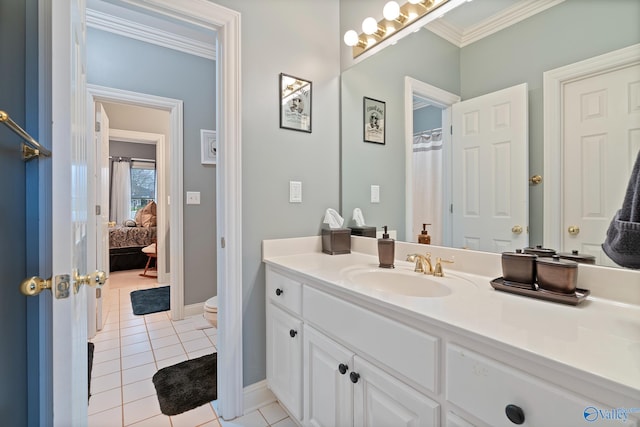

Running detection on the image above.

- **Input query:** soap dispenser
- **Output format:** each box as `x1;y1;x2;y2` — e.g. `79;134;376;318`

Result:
418;223;431;244
378;226;395;269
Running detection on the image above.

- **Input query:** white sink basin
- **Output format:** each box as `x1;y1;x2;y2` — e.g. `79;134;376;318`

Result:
341;265;477;298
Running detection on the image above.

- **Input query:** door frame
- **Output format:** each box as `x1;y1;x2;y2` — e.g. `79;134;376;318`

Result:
404;76;460;245
109;127;168;285
88;85;181;318
543;43;640;250
46;0;244;420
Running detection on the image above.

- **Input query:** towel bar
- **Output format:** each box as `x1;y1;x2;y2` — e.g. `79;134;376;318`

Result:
0;110;51;160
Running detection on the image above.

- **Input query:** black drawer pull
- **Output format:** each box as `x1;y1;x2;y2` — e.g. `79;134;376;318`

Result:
505;404;525;425
338;363;348;375
350;372;360;384
289;329;297;338
275;288;283;296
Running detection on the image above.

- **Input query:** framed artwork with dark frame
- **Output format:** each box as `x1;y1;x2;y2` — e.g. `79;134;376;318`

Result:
363;96;385;144
279;73;312;133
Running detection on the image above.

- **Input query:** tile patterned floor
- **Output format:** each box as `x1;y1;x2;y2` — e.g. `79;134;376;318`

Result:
89;269;292;427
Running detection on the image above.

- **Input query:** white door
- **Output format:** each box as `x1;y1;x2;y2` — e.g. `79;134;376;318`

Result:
303;325;354;427
51;0;92;424
562;64;640;266
352;356;440;427
95;102;111;330
451;83;529;252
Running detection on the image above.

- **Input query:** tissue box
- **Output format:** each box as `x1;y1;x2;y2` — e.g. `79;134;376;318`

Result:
322;228;351;255
349;226;376;238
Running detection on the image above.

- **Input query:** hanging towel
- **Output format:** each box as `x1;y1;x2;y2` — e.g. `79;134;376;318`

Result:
602;150;640;269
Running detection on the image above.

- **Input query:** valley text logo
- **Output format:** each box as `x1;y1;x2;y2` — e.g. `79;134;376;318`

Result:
584;406;640;423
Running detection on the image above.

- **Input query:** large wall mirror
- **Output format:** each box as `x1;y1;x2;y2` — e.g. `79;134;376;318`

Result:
341;0;640;267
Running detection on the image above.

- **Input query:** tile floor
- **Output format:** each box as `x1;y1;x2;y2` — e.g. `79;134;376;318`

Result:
89;269;294;427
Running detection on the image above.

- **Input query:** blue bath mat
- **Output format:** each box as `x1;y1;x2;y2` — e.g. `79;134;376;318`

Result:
130;286;170;315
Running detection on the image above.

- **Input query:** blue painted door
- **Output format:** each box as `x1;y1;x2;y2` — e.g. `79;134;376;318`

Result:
1;1;33;425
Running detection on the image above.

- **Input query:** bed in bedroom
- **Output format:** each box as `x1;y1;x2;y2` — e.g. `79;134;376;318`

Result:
109;225;157;271
109;200;158;272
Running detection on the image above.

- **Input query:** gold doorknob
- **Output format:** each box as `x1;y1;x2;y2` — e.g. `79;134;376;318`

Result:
73;270;107;293
529;175;542;185
512;225;523;234
20;276;52;296
568;226;580;236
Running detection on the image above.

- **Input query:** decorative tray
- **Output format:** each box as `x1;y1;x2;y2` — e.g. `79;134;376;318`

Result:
490;277;590;306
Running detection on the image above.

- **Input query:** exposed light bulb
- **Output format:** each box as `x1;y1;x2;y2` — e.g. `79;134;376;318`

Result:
383;1;400;21
343;30;359;47
362;17;379;35
408;0;423;4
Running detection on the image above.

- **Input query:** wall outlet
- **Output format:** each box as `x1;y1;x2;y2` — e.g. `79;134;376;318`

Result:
289;181;302;203
186;191;201;205
371;185;380;203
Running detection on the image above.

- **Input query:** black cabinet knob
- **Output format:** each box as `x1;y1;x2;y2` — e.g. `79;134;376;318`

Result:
275;288;283;296
338;363;348;375
505;404;525;425
349;372;360;384
289;329;297;338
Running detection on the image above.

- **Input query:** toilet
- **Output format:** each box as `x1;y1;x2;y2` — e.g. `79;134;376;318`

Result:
203;296;218;328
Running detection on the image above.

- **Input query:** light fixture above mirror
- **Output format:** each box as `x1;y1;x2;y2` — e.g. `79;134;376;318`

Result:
343;0;470;58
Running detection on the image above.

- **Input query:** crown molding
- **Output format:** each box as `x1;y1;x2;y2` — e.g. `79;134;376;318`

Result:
427;0;565;48
86;9;216;60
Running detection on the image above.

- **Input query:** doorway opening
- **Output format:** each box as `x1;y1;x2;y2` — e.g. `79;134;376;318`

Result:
88;85;184;322
46;0;242;421
404;76;460;246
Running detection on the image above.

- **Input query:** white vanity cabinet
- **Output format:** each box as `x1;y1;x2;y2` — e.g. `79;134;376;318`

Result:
303;324;439;427
266;269;303;420
265;262;639;427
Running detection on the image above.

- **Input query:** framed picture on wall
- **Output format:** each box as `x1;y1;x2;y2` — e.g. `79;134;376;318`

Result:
201;129;217;164
279;73;312;133
363;96;385;144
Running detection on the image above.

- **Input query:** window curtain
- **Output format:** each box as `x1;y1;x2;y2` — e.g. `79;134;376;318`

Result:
412;129;443;244
110;158;131;225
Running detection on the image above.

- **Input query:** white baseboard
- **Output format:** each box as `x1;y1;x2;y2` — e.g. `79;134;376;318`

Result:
243;380;276;414
183;302;204;317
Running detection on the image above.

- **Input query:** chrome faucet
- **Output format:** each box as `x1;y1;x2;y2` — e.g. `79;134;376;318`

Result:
406;253;433;275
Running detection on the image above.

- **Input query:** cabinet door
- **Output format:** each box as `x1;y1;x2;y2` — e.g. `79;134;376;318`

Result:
303;325;354;427
352;356;440;427
266;303;303;420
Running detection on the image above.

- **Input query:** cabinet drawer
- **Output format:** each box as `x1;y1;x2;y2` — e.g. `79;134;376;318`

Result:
446;344;624;427
266;267;302;315
303;285;438;394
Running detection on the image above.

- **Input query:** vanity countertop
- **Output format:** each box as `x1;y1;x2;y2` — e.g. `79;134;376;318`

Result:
263;237;640;399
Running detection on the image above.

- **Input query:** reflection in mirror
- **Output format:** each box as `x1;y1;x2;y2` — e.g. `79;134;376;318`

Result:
341;0;640;267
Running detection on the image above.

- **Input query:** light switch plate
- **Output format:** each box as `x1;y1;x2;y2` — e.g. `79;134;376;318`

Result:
186;191;201;205
290;181;302;203
371;185;380;203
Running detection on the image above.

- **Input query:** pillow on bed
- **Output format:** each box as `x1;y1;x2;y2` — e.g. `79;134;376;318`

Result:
136;201;157;227
123;219;137;227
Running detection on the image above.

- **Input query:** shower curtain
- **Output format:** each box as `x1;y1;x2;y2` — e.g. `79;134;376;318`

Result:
412;130;443;245
110;159;131;225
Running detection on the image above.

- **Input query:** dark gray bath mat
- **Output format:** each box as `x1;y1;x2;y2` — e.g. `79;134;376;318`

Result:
130;286;170;315
152;353;217;415
88;342;95;402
